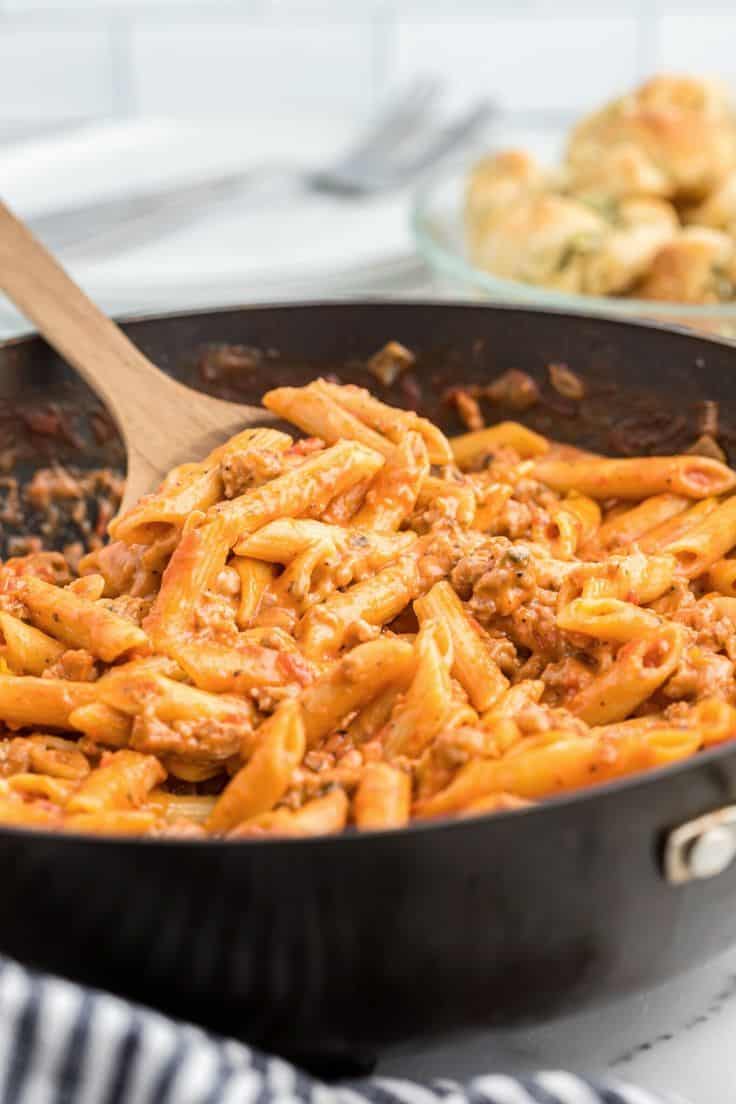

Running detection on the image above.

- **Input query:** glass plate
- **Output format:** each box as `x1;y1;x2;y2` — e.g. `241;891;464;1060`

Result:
411;165;736;340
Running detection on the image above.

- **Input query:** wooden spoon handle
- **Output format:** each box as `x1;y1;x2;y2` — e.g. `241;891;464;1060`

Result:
0;198;183;431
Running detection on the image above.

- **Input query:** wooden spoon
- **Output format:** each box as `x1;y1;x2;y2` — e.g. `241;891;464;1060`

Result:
0;199;268;516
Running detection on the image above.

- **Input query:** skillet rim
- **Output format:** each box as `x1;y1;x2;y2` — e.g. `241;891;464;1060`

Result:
2;296;736;848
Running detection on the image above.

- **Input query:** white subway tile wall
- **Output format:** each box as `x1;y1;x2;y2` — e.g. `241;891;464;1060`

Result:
0;1;732;128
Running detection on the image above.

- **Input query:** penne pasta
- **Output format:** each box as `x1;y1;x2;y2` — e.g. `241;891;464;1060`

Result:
567;624;684;724
451;422;549;468
0;676;97;730
382;621;466;759
557;597;663;642
354;763;411;830
208;699;305;833
264;384;392;456
583;493;689;558
298;543;423;658
414;581;508;712
313;379;453;465
66;750;165;814
18;575;148;662
665;494;736;577
532;455;736;500
414;724;696;818
230;788;349;838
111;427;293;546
0;610;64;675
3;375;736;839
298;637;417;749
637;497;719;552
352;432;429;531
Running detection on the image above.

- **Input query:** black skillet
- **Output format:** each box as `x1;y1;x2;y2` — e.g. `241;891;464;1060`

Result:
1;301;736;1070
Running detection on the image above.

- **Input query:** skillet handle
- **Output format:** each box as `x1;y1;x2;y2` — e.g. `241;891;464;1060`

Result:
665;805;736;884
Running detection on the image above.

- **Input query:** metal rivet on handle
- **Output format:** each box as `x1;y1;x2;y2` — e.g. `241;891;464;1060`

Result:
664;805;736;885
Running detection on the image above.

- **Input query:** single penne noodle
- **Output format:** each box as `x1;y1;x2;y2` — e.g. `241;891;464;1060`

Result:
314;379;453;465
665;495;736;577
230;788;349;838
557;552;676;608
583;493;688;558
66;750;165;814
637;497;719;552
144;515;230;645
232;556;277;627
557;597;662;642
0;610;64;675
237;519;340;562
68;702;132;748
382;621;459;759
0;676;97;730
532;455;736;500
706;558;736;597
97;669;257;729
354;763;411;830
352;432;429;531
567;624;684;725
240;519;413;576
19;576;148;662
298;637;416;749
414;581;508;712
265;384;391;454
111;427;293;546
414;730;663;817
208;699;306;833
451;422;549;468
170;639;312;695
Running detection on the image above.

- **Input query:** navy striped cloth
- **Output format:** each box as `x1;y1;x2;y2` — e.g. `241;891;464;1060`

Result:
0;955;684;1104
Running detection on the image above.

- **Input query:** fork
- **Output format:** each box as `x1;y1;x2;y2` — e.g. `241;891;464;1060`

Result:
27;79;493;259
